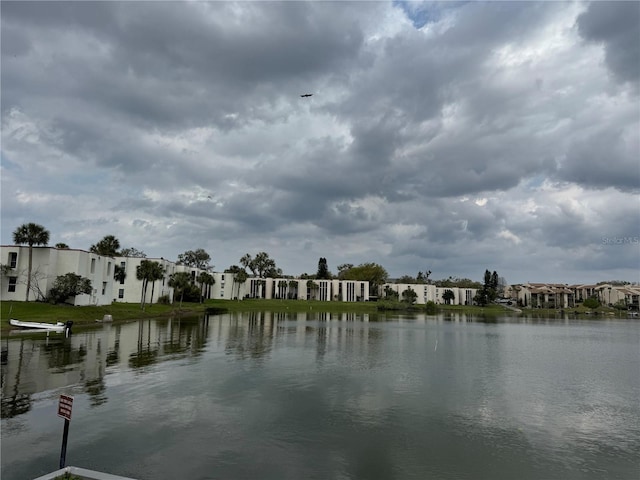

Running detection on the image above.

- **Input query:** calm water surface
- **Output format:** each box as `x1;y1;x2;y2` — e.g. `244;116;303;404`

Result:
1;312;639;480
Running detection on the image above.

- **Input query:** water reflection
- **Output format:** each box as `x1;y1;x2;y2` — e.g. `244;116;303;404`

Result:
1;312;639;480
1;311;637;423
1;317;211;419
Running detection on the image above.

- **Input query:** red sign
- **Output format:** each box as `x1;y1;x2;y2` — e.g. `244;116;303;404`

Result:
58;395;73;421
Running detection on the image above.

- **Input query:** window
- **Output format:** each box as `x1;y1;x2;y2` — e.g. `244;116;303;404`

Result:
8;277;17;292
102;282;107;295
107;262;111;275
118;289;124;299
91;258;96;273
8;252;17;269
221;274;225;281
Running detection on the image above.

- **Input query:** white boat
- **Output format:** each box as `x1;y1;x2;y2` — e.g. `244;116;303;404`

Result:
9;319;69;333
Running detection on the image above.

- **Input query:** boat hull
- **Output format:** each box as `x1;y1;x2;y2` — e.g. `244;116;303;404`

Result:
9;319;67;333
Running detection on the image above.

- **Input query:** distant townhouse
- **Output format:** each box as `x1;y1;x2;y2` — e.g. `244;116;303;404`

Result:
512;283;640;309
514;283;575;308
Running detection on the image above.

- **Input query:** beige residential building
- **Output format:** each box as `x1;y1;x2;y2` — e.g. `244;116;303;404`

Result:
513;283;640;309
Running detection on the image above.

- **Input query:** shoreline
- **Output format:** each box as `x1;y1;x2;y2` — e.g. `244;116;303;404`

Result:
1;299;631;334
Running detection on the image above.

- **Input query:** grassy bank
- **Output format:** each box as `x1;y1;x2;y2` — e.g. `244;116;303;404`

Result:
3;299;627;333
1;301;209;332
205;298;378;314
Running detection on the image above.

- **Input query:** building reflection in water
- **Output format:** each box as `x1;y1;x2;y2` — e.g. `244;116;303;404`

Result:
1;311;483;421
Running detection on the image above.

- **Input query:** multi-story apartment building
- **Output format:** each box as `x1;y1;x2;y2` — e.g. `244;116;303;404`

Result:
0;245;370;306
0;245;115;306
382;283;478;305
512;283;640;309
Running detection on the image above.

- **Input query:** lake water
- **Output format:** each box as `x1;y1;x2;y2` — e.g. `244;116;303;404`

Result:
2;312;639;480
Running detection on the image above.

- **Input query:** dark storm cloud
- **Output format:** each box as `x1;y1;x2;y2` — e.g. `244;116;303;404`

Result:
1;1;638;283
576;1;640;88
1;1;366;130
558;128;640;191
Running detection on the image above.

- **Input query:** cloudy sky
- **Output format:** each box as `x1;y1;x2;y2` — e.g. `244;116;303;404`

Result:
1;1;638;284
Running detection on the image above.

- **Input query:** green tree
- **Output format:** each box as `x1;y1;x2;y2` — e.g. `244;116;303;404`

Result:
338;263;388;297
136;260;164;310
114;265;127;283
583;297;600;309
197;271;215;303
397;275;417;284
239;252;281;278
306;279;319;300
147;262;165;306
136;260;152;310
177;248;212;270
477;269;499;305
336;264;354;278
13;222;50;301
55;243;69;249
90;235;120;256
442;289;455;305
226;265;248;300
401;286;417;304
48;273;92;304
316;257;330;279
169;271;192;307
288;280;298;299
435;277;482;289
120;247;146;258
384;285;399;300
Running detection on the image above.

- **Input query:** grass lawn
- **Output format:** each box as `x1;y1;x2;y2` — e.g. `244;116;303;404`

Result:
4;298;620;333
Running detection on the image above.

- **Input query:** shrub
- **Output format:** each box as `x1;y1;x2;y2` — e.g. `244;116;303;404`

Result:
157;295;171;305
425;301;437;314
583;297;600;309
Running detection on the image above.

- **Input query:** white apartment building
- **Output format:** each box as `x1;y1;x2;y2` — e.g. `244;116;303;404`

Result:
1;245;115;306
1;245;370;306
383;283;477;305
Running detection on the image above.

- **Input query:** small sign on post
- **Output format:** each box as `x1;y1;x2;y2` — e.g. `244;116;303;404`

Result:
58;395;74;468
58;394;73;420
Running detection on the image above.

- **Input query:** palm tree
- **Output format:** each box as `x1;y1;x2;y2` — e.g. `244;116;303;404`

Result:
114;265;127;284
234;269;248;300
148;262;166;305
288;280;298;299
240;253;255;276
90;235;120;256
136;260;164;310
169;272;192;307
306;279;318;300
277;280;288;299
12;223;50;301
136;260;153;310
197;272;215;303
